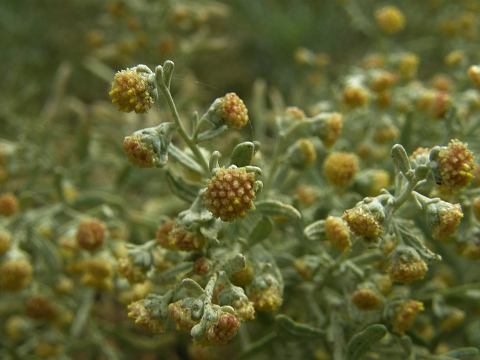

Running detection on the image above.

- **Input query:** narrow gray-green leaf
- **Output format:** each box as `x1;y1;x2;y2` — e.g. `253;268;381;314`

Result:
303;220;326;241
442;347;479;359
255;200;301;222
166;170;201;203
230;141;255;167
168;144;204;176
248;217;274;246
345;324;387;360
274;314;325;342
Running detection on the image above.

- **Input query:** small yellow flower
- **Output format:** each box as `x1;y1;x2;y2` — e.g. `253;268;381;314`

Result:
109;67;156;114
204;167;258;222
323;152;359;188
375;6;405;35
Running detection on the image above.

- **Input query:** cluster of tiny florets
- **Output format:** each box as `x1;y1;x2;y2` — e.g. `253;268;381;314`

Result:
80;257;114;291
435;140;475;192
468;65;480;89
122;134;158;168
323;152;359;188
324;216;352;252
0;230;12;256
168;300;200;333
289;139;317;170
109;68;156;114
204;167;257;222
392;300;424;335
211;93;249;129
197;312;241;346
343;203;384;238
156;220;206;251
247;274;283;312
375;6;405;35
320;112;343;149
387;246;428;284
430;202;463;240
128;300;165;334
342;85;370;108
25;295;58;321
351;288;382;311
0;259;33;291
117;256;148;285
0;192;19;217
76;218;107;252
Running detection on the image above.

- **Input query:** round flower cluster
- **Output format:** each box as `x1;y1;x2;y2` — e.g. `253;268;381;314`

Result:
122;134;159;168
109;67;156;114
323;152;359;188
207;93;249;129
426;201;463;241
370;71;398;93
128;300;165;334
116;256;148;285
168;299;202;333
468;65;480;90
375;6;405;35
433;139;475;192
76;218;107;252
25;295;58;321
247;273;283;312
351;288;382;311
391;300;424;335
0;258;33;291
156;220;206;251
231;262;255;286
399;53;419;80
80;257;114;291
0;229;12;256
324;216;352;252
204;167;257;222
0;192;19;217
195;311;241;347
342;85;370;108
387;246;428;284
288;139;317;170
284;106;307;122
319;112;343;149
193;257;211;276
342;198;385;238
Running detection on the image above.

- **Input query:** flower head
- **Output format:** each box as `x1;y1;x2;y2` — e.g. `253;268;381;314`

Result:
426;200;463;241
109;66;157;114
392;300;424;334
128;299;165;334
324;216;352;252
323;152;359;188
206;93;249;129
204;166;258;222
198;311;241;346
468;65;480;90
247;273;283;312
0;193;19;217
123;134;159;168
1;258;33;291
375;6;405;34
76;218;107;252
387;246;428;284
342;197;385;238
352;288;382;311
430;140;475;192
342;85;370;109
